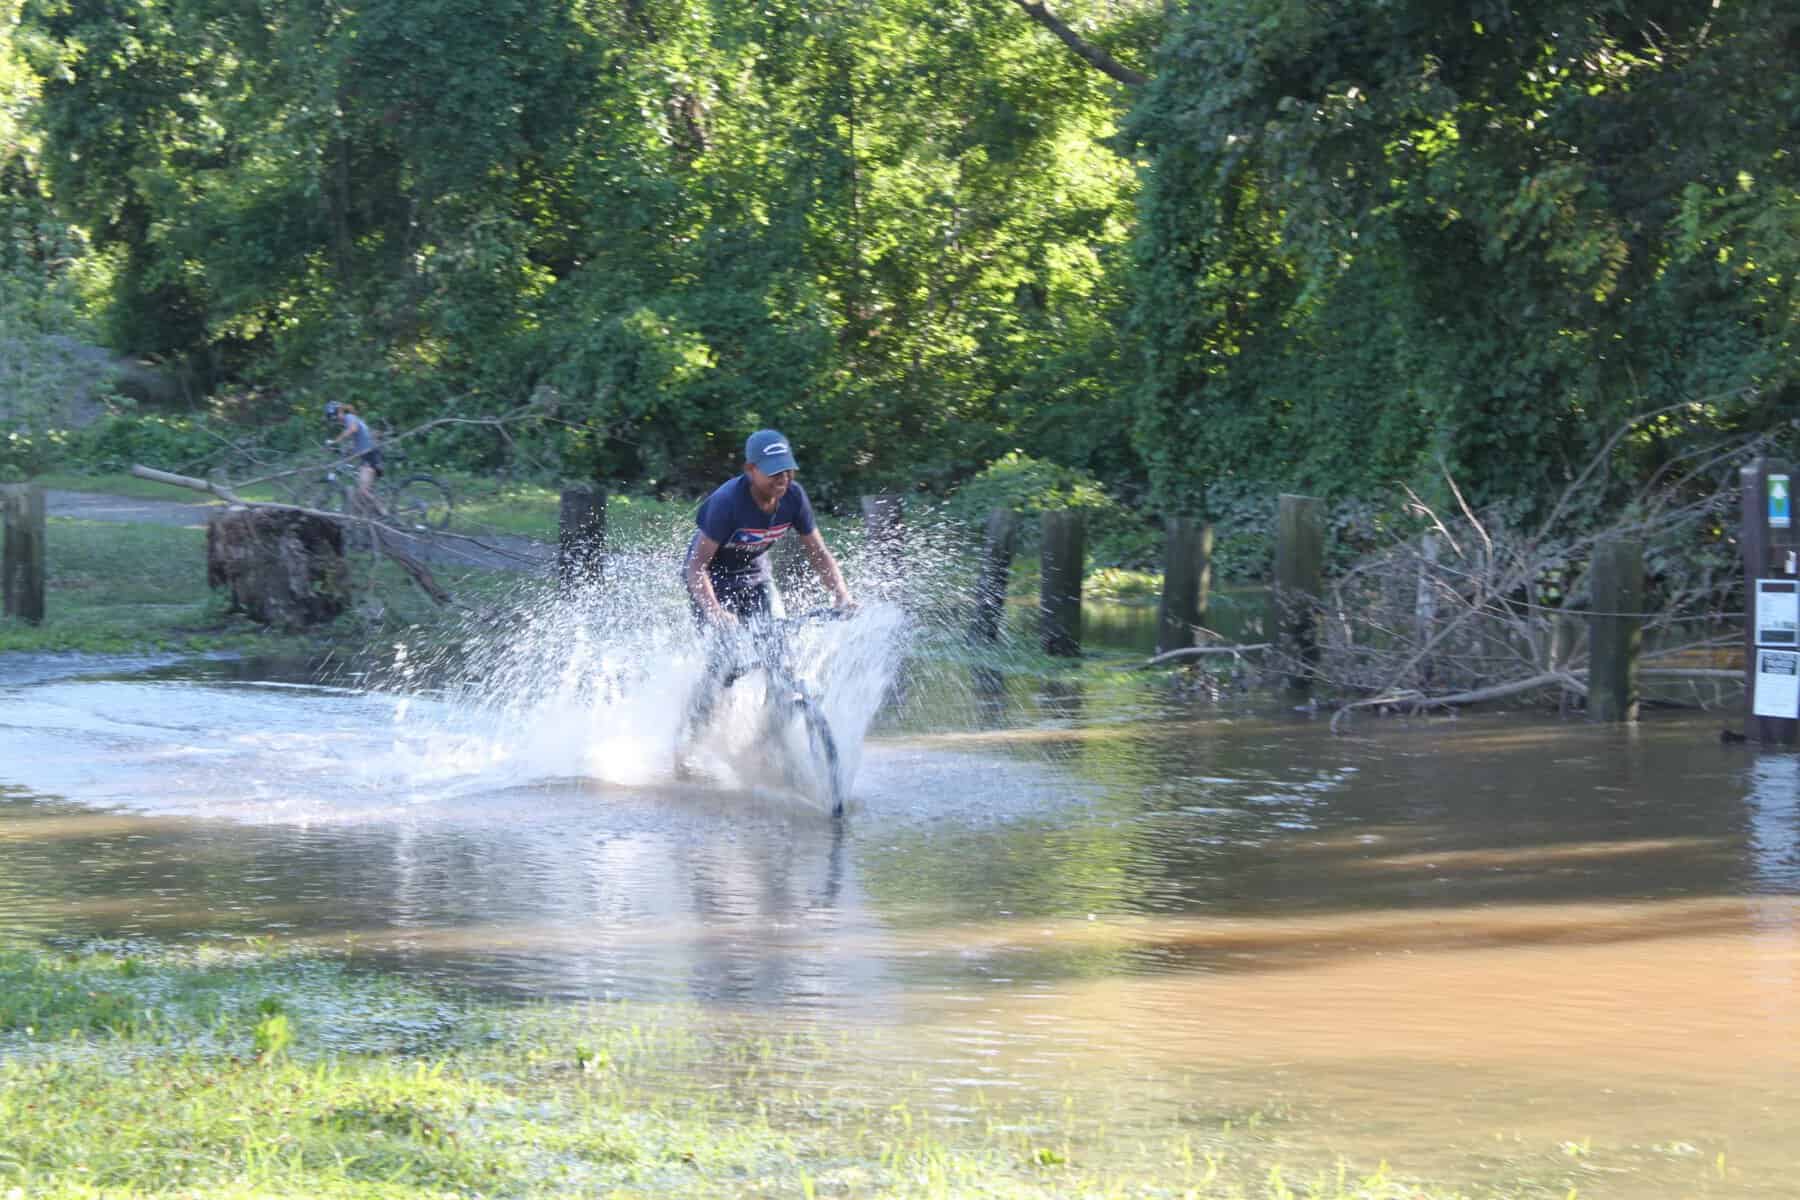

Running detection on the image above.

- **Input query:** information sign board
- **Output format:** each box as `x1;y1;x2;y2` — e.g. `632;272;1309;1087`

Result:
1771;474;1792;529
1755;649;1800;719
1756;579;1799;646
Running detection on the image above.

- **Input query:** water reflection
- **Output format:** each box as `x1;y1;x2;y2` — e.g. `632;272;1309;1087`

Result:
1746;754;1800;889
968;665;1009;730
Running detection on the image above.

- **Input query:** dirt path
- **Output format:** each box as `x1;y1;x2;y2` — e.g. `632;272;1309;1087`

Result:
47;490;222;528
46;489;553;572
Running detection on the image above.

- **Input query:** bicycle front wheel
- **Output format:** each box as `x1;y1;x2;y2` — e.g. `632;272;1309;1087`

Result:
389;475;453;531
301;477;347;515
795;697;845;818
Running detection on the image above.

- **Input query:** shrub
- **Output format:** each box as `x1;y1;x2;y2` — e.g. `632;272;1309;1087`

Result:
942;451;1157;569
68;412;222;473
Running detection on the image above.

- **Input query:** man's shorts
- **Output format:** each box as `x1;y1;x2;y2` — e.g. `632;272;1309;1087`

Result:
687;575;774;629
360;448;384;477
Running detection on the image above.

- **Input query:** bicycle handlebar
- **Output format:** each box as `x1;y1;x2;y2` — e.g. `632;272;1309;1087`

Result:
782;605;855;626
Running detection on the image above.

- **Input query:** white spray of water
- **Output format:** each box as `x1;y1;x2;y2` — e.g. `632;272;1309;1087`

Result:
383;539;913;812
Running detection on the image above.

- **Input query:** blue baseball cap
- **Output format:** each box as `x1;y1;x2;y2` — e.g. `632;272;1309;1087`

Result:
745;429;798;475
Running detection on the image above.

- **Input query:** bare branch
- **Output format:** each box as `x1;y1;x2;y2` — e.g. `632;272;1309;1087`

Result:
1329;672;1588;734
1007;0;1149;87
1120;643;1271;670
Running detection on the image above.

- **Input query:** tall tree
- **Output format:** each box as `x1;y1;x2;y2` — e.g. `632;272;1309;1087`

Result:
1127;0;1800;517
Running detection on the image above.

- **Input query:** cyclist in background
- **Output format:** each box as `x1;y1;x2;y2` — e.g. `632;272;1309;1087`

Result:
324;400;383;515
677;430;854;762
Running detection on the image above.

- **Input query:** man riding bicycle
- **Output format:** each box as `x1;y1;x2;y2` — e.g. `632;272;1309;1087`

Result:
678;430;854;760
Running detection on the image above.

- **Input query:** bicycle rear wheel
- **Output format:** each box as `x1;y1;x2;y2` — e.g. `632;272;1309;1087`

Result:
795;697;845;818
389;475;453;531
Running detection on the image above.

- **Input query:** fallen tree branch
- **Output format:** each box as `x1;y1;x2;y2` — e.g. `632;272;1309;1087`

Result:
132;464;246;504
131;463;450;606
1327;666;1746;734
227;397;552;495
1330;671;1588;734
1121;643;1272;670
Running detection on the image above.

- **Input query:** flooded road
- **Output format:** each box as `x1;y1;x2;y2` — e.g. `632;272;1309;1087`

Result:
1;636;1796;1195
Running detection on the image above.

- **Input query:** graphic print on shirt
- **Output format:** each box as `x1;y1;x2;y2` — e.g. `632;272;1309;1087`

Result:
728;522;792;550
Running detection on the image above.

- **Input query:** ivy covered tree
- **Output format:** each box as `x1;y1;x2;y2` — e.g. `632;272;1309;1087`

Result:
1126;0;1800;519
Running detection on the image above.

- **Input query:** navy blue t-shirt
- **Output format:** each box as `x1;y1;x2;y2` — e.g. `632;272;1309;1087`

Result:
688;475;817;582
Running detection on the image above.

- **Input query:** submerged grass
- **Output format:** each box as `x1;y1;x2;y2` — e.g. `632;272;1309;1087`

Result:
0;939;1674;1199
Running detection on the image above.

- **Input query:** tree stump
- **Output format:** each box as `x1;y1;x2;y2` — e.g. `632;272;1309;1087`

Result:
206;507;350;628
1156;515;1211;655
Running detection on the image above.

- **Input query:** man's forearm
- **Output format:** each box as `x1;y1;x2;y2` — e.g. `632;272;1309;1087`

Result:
810;549;851;605
686;565;725;620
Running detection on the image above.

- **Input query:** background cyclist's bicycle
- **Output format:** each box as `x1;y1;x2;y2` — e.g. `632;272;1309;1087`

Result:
304;451;454;533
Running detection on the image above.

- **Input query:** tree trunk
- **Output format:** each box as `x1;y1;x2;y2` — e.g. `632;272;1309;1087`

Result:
206;507;350;629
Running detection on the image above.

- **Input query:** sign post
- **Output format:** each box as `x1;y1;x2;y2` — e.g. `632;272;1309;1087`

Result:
1743;459;1800;743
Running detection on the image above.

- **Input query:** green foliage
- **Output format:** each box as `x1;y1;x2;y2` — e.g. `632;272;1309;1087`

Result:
8;0;1147;511
11;0;1793;567
252;1001;293;1063
1126;0;1800;521
944;451;1157;569
67;411;218;472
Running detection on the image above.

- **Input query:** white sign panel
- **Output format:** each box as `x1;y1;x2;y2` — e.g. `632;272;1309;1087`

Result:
1756;580;1800;646
1755;649;1800;719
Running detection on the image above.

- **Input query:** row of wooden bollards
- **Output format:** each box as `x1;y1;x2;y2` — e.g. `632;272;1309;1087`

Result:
0;477;1642;722
550;490;1641;719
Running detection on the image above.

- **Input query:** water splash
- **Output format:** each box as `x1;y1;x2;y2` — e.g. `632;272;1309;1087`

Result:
386;541;913;812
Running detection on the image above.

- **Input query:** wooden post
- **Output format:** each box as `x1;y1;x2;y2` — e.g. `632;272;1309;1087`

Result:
1414;532;1440;685
860;493;904;598
1;483;46;624
1039;509;1086;657
1270;494;1324;690
1587;537;1643;723
557;486;606;592
1156;516;1212;655
860;493;903;545
1742;458;1800;744
971;507;1018;643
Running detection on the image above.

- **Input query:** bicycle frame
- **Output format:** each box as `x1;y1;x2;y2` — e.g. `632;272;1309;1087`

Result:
709;608;849;816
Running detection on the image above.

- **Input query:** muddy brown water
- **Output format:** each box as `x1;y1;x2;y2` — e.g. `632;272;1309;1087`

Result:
1;648;1795;1194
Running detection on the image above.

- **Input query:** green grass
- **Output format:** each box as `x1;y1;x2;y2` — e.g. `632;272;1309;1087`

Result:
443;476;694;548
12;474;1270;662
0;519;278;654
0;939;1621;1199
0;516;536;656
